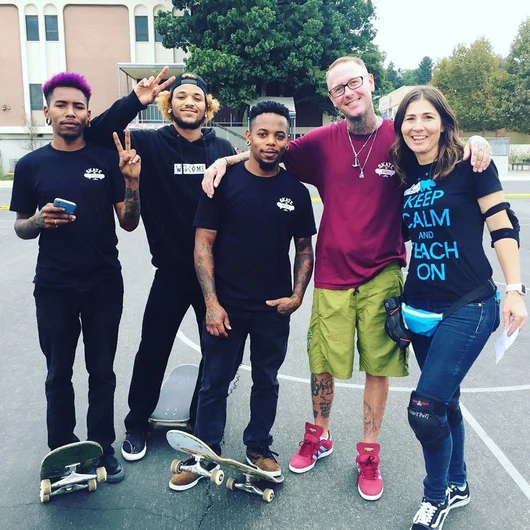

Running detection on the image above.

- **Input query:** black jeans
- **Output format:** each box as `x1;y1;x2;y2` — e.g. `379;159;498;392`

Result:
195;309;290;455
34;274;123;453
124;267;205;433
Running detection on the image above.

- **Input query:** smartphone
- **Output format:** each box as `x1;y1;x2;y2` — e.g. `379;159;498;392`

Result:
53;198;77;215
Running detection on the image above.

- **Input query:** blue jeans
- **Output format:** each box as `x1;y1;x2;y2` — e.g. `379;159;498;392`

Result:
195;308;290;455
408;293;500;502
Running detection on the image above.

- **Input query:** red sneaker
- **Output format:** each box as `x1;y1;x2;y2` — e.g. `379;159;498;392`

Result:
289;423;333;474
356;442;383;501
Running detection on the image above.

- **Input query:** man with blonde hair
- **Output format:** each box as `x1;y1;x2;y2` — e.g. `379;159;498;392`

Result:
86;68;235;461
202;56;491;501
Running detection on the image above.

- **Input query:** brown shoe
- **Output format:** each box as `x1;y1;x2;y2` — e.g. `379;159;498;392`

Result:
169;457;218;491
246;447;282;477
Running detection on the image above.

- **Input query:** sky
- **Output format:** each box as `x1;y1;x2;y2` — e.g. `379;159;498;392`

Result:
372;0;530;70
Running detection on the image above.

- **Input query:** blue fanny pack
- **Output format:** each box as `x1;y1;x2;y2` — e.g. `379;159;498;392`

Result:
400;279;497;337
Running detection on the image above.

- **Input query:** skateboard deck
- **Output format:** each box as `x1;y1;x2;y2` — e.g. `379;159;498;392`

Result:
166;430;284;502
150;364;199;426
39;441;107;503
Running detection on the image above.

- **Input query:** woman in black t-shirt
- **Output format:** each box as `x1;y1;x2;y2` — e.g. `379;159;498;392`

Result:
390;86;527;530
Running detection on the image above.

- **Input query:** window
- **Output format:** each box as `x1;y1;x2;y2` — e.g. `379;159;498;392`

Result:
135;16;148;42
29;84;43;110
154;17;163;43
26;15;39;41
45;15;59;41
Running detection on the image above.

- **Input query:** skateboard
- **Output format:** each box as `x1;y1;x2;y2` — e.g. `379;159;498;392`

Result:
166;430;284;503
149;364;199;427
39;441;107;503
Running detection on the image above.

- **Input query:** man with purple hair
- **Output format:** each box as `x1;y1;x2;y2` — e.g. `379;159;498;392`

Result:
85;67;235;462
10;72;141;483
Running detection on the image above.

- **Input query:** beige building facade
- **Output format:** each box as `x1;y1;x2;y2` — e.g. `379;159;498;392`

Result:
0;0;185;173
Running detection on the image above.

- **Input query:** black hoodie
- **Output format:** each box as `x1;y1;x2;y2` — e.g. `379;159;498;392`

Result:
86;92;235;271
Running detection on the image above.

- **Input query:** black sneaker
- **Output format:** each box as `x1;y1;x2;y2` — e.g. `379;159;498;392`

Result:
121;431;147;462
411;497;450;530
100;453;125;484
447;482;470;510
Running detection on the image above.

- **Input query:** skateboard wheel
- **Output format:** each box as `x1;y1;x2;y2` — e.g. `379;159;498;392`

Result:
226;477;235;491
96;466;107;483
40;491;50;503
87;479;97;492
40;479;52;496
210;469;224;486
262;489;274;503
170;459;182;474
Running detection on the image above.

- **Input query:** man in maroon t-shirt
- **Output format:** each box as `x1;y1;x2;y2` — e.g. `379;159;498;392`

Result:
202;56;491;501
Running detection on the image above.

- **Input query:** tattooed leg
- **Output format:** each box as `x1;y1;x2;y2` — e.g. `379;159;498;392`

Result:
311;372;335;436
363;373;389;443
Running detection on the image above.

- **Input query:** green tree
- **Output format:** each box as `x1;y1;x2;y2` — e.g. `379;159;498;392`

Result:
415;56;433;84
155;0;382;113
402;69;418;86
431;38;500;131
385;61;403;90
502;17;530;133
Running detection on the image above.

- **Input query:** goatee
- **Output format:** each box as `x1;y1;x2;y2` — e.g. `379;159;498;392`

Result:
174;116;205;130
258;159;277;172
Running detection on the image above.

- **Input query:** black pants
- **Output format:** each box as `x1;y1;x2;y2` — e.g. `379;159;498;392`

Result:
34;274;123;453
124;267;205;433
195;309;290;455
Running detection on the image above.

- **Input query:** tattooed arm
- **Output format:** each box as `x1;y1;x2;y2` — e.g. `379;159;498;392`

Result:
14;205;76;239
194;227;231;337
113;130;141;232
266;236;314;315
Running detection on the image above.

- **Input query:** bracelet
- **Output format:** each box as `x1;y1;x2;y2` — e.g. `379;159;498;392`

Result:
223;157;230;167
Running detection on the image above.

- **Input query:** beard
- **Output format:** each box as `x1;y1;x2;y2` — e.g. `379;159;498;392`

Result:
258;159;278;172
57;127;84;143
173;114;205;130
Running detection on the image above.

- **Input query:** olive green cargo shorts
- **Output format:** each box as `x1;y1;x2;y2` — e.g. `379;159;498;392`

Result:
307;264;409;379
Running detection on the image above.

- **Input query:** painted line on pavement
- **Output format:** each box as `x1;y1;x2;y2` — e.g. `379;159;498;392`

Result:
176;330;529;393
460;402;530;502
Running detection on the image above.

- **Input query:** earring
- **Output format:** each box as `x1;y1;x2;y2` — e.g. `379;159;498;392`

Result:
246;140;251;146
86;119;91;128
45;117;51;126
168;108;172;114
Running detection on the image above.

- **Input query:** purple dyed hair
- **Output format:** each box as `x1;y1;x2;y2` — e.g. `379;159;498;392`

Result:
42;72;92;104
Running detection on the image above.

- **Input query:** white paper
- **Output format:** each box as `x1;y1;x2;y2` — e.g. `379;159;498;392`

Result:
494;327;520;364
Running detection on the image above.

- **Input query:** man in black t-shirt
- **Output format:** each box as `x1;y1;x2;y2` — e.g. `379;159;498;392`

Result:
168;101;317;491
10;73;141;483
85;70;235;461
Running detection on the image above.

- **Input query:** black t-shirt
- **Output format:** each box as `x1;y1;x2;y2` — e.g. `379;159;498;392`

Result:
193;162;317;311
402;160;502;302
10;143;125;289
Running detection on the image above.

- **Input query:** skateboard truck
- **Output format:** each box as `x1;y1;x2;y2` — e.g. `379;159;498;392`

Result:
226;474;275;503
170;456;225;486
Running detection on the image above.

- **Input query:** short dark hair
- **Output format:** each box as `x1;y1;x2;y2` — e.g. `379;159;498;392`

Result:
42;72;92;105
249;101;290;129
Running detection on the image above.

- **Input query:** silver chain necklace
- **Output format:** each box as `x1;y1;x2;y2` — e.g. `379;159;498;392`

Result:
346;124;379;179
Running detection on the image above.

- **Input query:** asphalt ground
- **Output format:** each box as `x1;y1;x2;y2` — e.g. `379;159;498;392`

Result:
0;176;529;530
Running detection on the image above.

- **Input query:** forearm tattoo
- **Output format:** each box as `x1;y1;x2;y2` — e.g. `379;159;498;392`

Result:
293;237;314;299
14;216;42;240
194;230;218;303
123;186;140;220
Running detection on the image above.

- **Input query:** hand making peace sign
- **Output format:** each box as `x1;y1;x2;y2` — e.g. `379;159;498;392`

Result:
134;66;176;106
113;129;140;181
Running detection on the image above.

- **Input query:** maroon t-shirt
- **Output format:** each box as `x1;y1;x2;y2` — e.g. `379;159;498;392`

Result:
284;119;406;289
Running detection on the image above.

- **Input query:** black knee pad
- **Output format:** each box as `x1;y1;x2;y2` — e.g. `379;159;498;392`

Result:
408;391;450;450
447;398;463;429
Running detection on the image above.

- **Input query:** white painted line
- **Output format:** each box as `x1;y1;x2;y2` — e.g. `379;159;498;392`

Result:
176;331;530;393
460;402;530;501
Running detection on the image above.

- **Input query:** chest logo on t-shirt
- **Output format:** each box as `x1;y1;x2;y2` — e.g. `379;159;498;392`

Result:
84;168;105;180
375;162;396;178
174;163;206;175
404;179;436;196
277;197;295;212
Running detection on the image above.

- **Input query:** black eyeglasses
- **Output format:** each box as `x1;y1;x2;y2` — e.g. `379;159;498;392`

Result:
328;76;364;98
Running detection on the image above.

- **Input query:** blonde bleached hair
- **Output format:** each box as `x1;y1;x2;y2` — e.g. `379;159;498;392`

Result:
326;56;368;81
156;90;220;123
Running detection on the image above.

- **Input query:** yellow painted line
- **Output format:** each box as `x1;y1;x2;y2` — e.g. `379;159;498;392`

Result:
0;205;9;210
311;194;530;203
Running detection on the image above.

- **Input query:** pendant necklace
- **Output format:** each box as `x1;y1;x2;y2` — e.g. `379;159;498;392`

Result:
347;123;379;179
